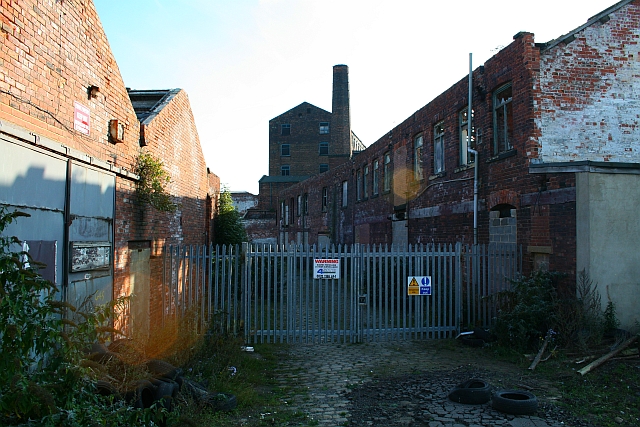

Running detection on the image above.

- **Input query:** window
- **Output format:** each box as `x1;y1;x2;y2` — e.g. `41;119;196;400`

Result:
459;109;475;165
281;165;290;176
414;134;424;181
319;142;329;155
383;153;391;192
322;187;328;212
319;122;329;134
297;195;302;216
319;164;329;173
281;144;290;156
356;169;362;201
342;181;348;207
372;159;379;195
434;123;445;174
282;201;289;226
281;124;291;136
303;193;308;215
363;165;369;198
493;83;513;154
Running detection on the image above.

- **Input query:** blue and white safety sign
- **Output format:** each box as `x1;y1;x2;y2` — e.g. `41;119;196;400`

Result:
407;276;431;296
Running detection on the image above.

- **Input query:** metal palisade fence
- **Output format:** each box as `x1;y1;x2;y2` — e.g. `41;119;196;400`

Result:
162;243;521;344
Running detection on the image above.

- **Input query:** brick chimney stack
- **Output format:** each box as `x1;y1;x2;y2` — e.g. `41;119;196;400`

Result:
329;65;351;169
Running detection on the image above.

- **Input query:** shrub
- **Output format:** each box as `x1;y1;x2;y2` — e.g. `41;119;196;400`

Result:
135;151;177;212
0;207;167;426
491;270;562;352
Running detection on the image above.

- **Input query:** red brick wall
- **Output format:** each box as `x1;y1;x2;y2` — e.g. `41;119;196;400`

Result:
1;0;213;336
536;0;640;163
276;32;577;282
268;102;332;177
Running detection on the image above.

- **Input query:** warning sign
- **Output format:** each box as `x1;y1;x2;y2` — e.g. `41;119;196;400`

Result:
74;101;90;135
314;258;340;279
407;276;431;296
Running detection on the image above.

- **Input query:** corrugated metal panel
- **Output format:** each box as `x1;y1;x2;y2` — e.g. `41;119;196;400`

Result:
1;137;115;308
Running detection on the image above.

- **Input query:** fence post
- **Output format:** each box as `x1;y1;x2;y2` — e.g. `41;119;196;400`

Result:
455;242;462;335
241;242;249;342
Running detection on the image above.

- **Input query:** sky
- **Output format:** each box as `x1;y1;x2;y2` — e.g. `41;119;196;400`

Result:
93;0;615;194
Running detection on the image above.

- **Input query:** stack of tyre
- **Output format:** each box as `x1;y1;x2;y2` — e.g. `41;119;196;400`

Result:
448;378;538;415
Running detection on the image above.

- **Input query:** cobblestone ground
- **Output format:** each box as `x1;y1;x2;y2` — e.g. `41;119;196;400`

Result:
274;341;589;427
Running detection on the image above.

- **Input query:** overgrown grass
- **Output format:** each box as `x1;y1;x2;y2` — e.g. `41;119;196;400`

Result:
542;357;640;427
173;336;313;426
481;341;640;427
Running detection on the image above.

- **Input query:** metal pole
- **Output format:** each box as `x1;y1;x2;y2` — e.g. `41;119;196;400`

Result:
467;53;478;246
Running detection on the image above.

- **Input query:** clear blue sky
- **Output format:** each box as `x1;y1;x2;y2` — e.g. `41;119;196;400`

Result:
94;0;615;194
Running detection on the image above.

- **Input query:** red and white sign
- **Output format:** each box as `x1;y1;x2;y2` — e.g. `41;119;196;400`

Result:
74;101;90;135
313;258;340;279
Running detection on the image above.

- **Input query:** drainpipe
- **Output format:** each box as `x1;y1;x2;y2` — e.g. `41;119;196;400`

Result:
63;160;72;302
467;53;478;246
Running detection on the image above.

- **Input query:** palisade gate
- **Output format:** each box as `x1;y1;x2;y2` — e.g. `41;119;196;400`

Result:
162;243;521;344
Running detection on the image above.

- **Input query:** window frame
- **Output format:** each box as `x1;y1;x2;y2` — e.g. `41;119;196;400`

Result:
342;181;348;207
493;83;513;155
281;165;290;176
383;152;391;192
372;159;379;196
319;142;329;156
281;124;291;136
414;134;424;181
319;122;329;134
433;122;445;174
356;169;362;201
459;108;475;166
319;163;329;173
281;143;290;157
363;165;369;199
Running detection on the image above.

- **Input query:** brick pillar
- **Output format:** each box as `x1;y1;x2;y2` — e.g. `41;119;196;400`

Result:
330;65;351;169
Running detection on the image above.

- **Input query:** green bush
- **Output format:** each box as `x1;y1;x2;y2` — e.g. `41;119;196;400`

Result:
491;269;619;354
491;270;562;352
0;207;167;426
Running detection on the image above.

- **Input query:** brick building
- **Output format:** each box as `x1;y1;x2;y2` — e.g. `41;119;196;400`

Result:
257;65;364;213
0;0;217;337
276;0;640;330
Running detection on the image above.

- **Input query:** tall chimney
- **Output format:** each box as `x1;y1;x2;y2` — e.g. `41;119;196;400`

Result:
330;65;351;168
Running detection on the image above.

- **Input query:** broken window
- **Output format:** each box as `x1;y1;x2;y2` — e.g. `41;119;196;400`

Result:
414;134;424;181
319;122;329;134
493;83;513;154
459;108;475;165
319;142;329;155
434;123;445;174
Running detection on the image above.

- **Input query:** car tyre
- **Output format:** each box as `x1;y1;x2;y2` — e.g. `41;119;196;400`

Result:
491;389;538;415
